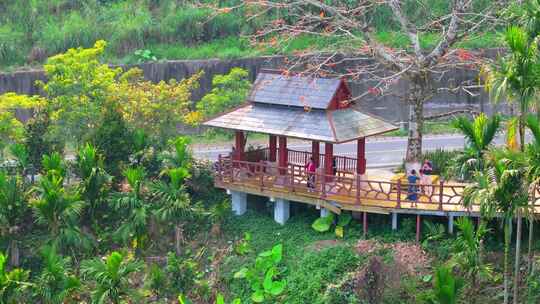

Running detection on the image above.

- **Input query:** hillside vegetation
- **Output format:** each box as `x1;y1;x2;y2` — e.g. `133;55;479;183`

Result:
0;0;503;70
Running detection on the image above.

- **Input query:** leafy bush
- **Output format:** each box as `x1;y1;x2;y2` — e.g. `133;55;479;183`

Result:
166;252;201;295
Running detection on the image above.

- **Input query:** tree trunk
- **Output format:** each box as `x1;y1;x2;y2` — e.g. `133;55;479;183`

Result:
513;213;522;304
527;216;534;275
174;224;184;256
405;73;428;171
519;116;526;152
504;217;511;304
9;239;20;267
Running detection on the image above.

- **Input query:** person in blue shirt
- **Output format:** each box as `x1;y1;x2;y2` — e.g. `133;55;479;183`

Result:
407;169;420;206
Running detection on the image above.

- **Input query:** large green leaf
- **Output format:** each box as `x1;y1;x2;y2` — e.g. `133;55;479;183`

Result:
251;290;265;303
269;280;286;296
271;244;283;263
311;213;334;232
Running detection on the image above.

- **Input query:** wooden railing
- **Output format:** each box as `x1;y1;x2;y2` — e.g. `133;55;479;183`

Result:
241;147;358;174
213;157;486;212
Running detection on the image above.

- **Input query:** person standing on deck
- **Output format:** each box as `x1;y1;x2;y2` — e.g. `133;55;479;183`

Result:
305;157;317;192
407;169;420;207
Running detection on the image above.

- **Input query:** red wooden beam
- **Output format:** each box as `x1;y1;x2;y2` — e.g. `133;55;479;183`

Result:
234;131;245;161
278;136;288;174
312;141;320;168
269;135;277;162
357;138;366;175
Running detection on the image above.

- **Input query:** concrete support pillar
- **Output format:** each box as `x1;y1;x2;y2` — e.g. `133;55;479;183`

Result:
320;207;330;218
274;199;290;225
363;212;368;237
448;214;454;234
391;212;398;230
231;191;247;216
357;138;366;175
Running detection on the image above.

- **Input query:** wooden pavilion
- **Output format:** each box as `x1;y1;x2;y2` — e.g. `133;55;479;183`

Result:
204;71;540;237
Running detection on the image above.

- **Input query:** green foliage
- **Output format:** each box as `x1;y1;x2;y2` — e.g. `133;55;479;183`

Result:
451;114;501;180
74;143;111;219
526;258;540;303
30;161;90;253
166;251;200;295
419;149;462;180
110;167;150;248
216;293;242;304
312;213;335;233
145;263;167;298
0;253;30;304
234;244;286;303
23;110;58;171
234;233;252;256
432;265;463;304
191;68;251;125
33;245;80;304
81;250;143;304
90;102;133;179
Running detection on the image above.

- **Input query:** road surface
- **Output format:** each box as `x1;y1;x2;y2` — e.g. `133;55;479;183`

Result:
193;134;497;168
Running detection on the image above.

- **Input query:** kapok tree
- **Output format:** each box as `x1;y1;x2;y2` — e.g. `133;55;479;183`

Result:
217;0;502;166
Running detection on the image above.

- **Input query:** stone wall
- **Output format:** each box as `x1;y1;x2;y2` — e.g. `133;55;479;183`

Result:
0;53;506;123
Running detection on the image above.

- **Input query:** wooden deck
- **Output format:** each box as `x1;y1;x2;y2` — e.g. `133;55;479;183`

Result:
215;158;540;216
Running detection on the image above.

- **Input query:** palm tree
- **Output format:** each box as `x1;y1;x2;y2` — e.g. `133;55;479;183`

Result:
463;149;529;304
0;253;30;304
452;113;501;180
8;143;29;178
485;25;540;150
30;169;90;253
110;167;151;250
524;114;540;275
74;143;111;220
161;137;192;175
452;217;492;304
81;251;143;304
33;245;80;304
151;168;199;255
0;171;28;266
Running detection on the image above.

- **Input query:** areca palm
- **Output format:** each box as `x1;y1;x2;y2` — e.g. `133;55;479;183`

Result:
110;167;151;250
463;149;529;304
151;168;199;255
486;25;540;150
161;137;192;175
0;171;28;266
30;172;89;253
524;114;540;275
74;143;111;220
81;251;143;304
452;217;492;304
452;113;501;179
33;245;80;304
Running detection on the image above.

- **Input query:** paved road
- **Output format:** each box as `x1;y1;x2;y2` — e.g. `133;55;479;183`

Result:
193;134;490;167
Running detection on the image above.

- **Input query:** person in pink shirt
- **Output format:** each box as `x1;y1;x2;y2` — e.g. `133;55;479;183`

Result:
305;157;317;192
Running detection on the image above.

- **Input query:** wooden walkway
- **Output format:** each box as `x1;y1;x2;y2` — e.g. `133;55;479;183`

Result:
215;158;540;216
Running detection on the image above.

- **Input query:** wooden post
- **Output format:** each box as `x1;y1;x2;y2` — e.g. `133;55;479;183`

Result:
396;179;402;208
278;136;287;175
416;214;421;244
312;141;320;168
357;138;366;175
363;212;368;237
235;131;245;161
438;180;444;211
269;135;277;162
324;143;334;182
356;176;361;205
